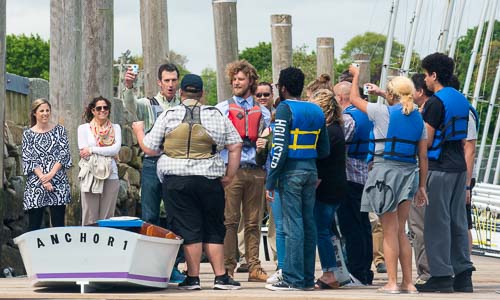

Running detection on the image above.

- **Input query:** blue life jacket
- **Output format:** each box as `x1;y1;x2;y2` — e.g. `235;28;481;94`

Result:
367;104;423;163
281;100;325;159
343;105;373;159
146;97;164;133
378;104;423;163
428;87;469;160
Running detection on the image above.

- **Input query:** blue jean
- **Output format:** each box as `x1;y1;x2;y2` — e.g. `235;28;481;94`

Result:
141;157;163;225
314;201;339;272
278;169;318;289
270;191;285;270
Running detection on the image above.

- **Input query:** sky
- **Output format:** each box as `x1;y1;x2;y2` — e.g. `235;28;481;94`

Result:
6;0;495;74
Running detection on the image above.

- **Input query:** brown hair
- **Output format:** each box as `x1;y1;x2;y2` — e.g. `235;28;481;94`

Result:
83;96;112;123
226;60;259;94
306;74;334;94
30;98;51;127
310;89;343;126
386;76;416;115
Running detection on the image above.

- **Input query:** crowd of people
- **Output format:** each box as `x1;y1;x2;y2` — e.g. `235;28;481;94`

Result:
21;52;479;293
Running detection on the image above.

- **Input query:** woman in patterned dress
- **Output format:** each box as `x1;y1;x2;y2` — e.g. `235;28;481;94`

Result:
78;96;121;225
22;98;72;231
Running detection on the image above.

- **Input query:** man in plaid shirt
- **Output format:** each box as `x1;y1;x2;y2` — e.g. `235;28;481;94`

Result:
133;74;243;290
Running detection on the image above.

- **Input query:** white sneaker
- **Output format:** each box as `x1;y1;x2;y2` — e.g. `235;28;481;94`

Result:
266;269;283;284
343;274;366;287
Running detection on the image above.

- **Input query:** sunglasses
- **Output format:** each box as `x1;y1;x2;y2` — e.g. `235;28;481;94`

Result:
94;106;109;112
256;93;271;98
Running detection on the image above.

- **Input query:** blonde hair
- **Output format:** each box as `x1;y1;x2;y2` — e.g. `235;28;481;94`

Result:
386;76;416;115
30;98;51;127
310;89;343;126
306;74;334;94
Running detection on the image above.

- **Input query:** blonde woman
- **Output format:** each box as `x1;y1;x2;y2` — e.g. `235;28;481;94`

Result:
305;74;334;98
349;65;428;294
22;99;72;231
78;96;121;225
309;89;347;289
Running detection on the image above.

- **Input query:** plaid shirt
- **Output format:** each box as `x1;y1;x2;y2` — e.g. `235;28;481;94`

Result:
143;99;242;181
343;114;368;185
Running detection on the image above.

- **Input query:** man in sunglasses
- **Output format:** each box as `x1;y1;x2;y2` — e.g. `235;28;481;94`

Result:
123;63;186;283
215;60;271;282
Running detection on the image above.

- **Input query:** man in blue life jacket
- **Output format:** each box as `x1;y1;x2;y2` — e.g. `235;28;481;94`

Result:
415;53;474;293
333;81;375;285
449;75;480;256
265;67;329;291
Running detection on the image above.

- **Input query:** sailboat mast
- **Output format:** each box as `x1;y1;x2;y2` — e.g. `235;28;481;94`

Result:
378;0;399;103
401;0;422;76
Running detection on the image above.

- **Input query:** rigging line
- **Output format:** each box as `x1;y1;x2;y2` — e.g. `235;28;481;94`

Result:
425;0;434;55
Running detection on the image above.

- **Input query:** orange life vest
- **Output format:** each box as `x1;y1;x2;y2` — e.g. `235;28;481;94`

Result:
227;99;262;143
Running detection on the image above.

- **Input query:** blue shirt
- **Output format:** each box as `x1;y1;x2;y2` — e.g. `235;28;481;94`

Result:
216;95;271;165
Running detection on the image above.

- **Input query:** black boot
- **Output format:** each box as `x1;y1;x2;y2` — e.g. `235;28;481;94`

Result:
453;269;473;293
415;276;454;293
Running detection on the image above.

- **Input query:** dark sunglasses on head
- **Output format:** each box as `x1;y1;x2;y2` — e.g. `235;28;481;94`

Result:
256;93;271;98
94;106;109;112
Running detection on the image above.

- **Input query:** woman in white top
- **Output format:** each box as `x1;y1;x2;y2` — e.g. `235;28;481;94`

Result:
349;65;428;294
78;96;121;225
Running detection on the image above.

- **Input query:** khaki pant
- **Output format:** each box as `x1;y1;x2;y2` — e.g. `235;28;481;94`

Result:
408;200;430;280
81;179;120;225
224;168;265;272
369;212;385;266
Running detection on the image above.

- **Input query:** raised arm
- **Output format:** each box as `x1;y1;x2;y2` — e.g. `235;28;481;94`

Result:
348;65;368;113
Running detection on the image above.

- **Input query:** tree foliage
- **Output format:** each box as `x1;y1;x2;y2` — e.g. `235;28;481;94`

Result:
454;21;500;100
239;42;318;96
6;34;50;80
201;67;218;105
339;32;420;84
454;21;500;144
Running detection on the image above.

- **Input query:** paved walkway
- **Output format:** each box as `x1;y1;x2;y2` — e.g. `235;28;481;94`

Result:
1;255;499;299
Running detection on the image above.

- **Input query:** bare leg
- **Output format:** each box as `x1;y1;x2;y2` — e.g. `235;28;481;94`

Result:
184;243;202;277
204;243;226;276
397;201;416;292
379;211;399;291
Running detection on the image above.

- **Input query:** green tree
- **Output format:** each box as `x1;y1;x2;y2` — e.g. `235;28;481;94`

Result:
292;45;317;92
6;34;50;80
339;32;420;84
201;67;218;105
240;42;318;91
240;42;273;82
454;21;500;143
454;21;500;100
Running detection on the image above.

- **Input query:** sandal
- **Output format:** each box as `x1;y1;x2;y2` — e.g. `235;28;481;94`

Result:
377;286;401;294
314;279;340;289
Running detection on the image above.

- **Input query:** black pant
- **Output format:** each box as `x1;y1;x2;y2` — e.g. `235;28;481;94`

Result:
337;181;374;285
27;205;66;232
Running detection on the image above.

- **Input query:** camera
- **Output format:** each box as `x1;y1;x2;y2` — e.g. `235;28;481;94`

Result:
351;63;360;68
363;84;370;96
130;64;139;74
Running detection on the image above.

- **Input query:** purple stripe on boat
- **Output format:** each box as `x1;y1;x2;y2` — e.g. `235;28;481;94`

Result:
36;272;168;283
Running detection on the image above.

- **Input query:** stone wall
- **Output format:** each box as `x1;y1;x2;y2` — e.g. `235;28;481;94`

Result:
1;75;143;276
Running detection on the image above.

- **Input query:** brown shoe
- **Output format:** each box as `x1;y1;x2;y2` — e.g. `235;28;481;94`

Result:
248;267;268;282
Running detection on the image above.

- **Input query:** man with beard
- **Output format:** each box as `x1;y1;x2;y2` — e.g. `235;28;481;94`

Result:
215;60;271;282
265;67;329;291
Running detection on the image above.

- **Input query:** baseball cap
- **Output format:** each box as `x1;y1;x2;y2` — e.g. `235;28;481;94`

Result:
181;74;203;92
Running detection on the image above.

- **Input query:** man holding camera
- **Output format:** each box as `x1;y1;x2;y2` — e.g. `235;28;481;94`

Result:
215;60;270;282
123;63;184;282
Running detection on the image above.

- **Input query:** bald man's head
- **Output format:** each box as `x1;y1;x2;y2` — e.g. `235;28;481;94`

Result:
334;81;352;108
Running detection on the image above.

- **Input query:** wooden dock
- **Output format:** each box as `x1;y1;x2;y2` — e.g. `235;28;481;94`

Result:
1;254;499;299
